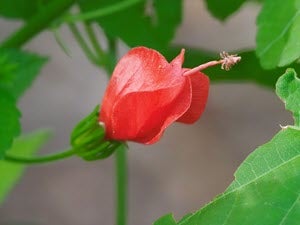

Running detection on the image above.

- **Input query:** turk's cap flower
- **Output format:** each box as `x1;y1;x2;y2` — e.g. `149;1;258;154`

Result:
70;47;240;155
99;47;211;144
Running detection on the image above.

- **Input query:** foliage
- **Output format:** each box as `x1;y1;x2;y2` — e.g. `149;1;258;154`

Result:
276;69;300;126
256;0;300;69
0;91;20;158
78;0;182;50
204;0;247;20
154;69;300;225
0;0;49;20
0;49;46;158
0;129;51;204
0;49;47;100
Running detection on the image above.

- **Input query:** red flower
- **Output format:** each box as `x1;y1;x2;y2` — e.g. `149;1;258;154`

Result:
99;47;209;144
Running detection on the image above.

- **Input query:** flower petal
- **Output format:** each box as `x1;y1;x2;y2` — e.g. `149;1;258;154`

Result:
103;47;184;98
100;47;187;140
107;79;191;144
177;71;209;124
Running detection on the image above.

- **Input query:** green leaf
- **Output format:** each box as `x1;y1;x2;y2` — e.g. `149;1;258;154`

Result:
204;0;247;21
0;0;49;20
256;0;300;69
79;0;182;49
276;68;300;126
0;129;51;204
154;127;300;225
183;128;300;225
0;49;46;161
0;91;20;158
153;70;300;225
154;214;177;225
0;49;47;100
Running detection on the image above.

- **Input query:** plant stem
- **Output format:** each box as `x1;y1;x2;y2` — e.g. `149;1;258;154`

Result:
84;22;106;61
107;37;117;59
0;0;75;49
115;145;127;225
105;36;117;76
63;0;144;23
104;37;127;225
3;148;77;164
68;22;101;66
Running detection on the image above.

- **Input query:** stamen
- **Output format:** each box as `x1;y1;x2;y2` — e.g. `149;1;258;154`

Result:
183;51;241;76
219;51;241;71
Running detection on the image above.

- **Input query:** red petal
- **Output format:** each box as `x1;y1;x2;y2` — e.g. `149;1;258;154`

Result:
102;47;184;101
107;79;191;144
176;71;209;124
100;47;188;141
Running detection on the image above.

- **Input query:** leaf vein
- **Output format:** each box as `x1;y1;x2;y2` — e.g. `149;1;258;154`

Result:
278;193;300;225
259;10;300;57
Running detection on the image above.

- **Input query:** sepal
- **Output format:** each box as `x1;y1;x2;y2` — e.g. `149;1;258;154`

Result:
71;105;124;161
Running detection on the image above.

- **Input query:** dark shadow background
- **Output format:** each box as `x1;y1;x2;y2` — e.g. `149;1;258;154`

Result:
0;1;292;225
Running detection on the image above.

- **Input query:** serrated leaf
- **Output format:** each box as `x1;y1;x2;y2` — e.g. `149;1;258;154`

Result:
154;70;300;225
204;0;247;21
276;68;300;126
256;0;300;69
0;129;51;204
0;49;47;100
154;127;300;225
79;0;182;49
0;91;20;158
0;0;49;20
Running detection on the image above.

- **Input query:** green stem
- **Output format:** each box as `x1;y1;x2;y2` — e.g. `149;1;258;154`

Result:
68;23;100;66
108;37;117;59
3;148;77;164
115;146;127;225
63;0;144;23
106;36;117;76
52;26;71;56
103;37;127;225
0;0;75;49
84;22;106;61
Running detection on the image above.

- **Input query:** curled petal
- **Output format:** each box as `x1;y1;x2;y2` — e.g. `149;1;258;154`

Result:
177;70;209;124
